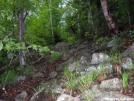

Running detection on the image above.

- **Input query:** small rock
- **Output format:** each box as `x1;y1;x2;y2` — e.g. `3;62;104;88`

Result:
121;43;134;58
91;53;109;64
77;44;87;50
107;40;115;48
32;72;44;78
52;85;62;94
49;71;57;79
97;62;113;73
121;57;133;69
68;61;79;71
17;76;26;81
85;65;97;72
15;91;28;101
56;94;80;101
79;56;88;64
62;52;70;60
56;64;64;71
100;78;122;91
69;49;78;54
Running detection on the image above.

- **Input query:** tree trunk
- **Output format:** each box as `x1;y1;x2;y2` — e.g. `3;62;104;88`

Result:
18;8;26;66
88;0;96;34
100;0;118;35
49;0;54;43
124;0;131;27
77;12;81;35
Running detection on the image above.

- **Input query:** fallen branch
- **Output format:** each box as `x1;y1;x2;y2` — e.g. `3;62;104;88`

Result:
2;33;13;42
29;56;45;65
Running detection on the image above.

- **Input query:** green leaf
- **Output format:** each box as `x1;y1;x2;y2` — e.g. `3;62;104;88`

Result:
5;44;11;52
7;15;12;20
43;46;50;52
0;41;3;51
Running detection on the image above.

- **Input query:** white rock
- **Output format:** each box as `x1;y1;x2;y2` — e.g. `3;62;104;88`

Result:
49;71;57;78
100;78;122;91
15;91;28;101
121;57;133;69
56;94;80;101
91;53;109;64
68;61;79;71
52;85;62;94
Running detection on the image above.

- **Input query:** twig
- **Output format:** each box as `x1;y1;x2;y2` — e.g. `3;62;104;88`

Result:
8;56;19;66
26;48;33;60
29;57;44;65
2;33;13;42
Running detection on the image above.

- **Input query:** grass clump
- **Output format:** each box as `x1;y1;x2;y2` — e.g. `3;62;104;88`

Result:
16;65;34;76
24;65;34;76
0;69;19;86
33;83;45;92
49;51;63;62
109;52;121;64
121;72;129;88
62;66;99;96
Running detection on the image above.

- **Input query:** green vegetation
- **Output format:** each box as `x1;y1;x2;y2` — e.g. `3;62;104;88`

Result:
0;0;134;100
16;65;34;76
62;67;99;95
33;83;45;92
0;0;134;68
49;52;63;62
33;79;57;94
0;69;19;86
121;72;129;88
109;52;121;64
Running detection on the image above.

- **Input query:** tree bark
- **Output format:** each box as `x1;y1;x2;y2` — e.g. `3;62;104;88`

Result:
100;0;118;35
124;0;131;27
18;8;26;66
77;12;81;35
88;0;96;34
49;0;54;43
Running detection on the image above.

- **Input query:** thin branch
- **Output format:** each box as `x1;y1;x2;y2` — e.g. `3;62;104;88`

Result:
2;33;13;42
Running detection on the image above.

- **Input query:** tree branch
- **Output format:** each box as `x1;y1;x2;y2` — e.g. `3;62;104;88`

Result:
2;33;13;42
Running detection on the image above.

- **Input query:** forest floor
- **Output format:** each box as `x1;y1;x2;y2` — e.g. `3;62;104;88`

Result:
0;39;134;101
1;58;134;101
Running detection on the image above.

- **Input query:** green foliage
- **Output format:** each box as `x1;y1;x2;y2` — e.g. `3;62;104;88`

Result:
112;36;125;52
25;0;63;45
63;67;76;80
78;73;93;87
109;52;120;63
0;69;19;86
0;65;33;86
62;67;98;92
121;72;129;88
33;79;57;93
2;38;51;53
62;67;77;90
66;35;77;43
95;37;109;44
28;44;50;53
24;66;33;76
33;83;45;92
49;52;62;62
66;79;76;90
16;65;33;76
0;41;3;51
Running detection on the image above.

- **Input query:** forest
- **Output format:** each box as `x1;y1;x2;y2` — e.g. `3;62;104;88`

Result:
0;0;134;100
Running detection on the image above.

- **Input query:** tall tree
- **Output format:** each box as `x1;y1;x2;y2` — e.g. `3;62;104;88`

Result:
17;8;27;66
100;0;118;35
88;0;96;34
49;0;54;42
